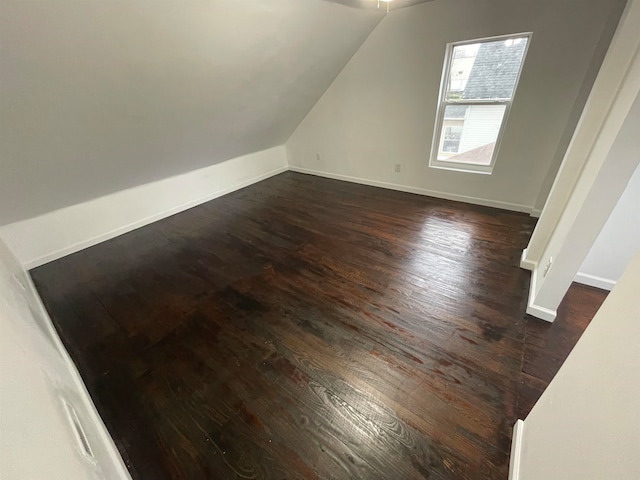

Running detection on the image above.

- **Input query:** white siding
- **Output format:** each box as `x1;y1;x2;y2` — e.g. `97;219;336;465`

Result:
458;105;506;153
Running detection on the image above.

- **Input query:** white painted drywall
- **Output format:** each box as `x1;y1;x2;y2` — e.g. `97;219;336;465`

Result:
0;238;131;479
521;0;640;280
516;250;640;480
576;163;640;290
0;146;287;268
523;0;640;320
286;0;625;213
0;0;382;225
527;90;640;320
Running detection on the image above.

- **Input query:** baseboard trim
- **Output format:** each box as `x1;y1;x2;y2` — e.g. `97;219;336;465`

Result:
24;165;286;269
289;166;535;214
526;302;557;322
520;248;537;271
529;208;542;218
574;272;616;291
1;147;288;269
3;158;545;269
525;266;557;322
509;419;525;480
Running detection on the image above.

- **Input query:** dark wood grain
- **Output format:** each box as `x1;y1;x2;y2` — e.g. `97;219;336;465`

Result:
31;172;606;480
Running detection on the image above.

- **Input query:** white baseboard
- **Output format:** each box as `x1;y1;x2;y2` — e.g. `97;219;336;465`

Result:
526;301;557;322
1;154;546;269
509;419;525;480
289;166;535;214
520;248;537;271
525;266;557;322
529;208;543;218
0;146;288;269
574;272;616;291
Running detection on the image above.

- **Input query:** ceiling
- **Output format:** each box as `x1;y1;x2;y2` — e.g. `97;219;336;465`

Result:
324;0;436;11
0;0;384;224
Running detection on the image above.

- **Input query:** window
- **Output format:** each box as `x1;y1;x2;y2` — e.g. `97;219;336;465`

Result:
442;125;463;152
429;33;531;173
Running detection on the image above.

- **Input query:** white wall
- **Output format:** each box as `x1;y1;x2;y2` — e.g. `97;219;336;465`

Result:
527;91;640;320
0;0;382;225
0;146;287;269
286;0;625;213
576;163;640;290
519;0;640;321
513;250;640;480
521;0;640;318
0;238;130;479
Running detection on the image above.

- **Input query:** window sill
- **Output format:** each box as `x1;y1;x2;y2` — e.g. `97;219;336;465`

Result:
429;161;494;175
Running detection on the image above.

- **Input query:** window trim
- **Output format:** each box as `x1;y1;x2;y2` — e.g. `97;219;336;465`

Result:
429;32;532;174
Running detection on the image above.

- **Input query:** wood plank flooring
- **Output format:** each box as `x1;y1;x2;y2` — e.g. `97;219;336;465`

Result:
31;172;606;480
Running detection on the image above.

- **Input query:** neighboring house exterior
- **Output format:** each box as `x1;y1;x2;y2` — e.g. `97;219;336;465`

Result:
438;39;527;165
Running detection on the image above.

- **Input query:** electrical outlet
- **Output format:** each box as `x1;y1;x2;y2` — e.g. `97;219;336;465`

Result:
316;153;321;161
543;256;553;277
394;163;402;173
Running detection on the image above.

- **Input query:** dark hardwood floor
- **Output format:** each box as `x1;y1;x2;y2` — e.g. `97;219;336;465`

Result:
31;172;606;480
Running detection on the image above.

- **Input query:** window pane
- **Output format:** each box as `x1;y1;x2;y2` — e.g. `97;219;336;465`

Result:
437;104;506;165
442;125;463;152
446;36;528;101
443;104;468;120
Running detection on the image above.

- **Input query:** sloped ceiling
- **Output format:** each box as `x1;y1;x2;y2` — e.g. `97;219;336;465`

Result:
325;0;435;11
0;0;383;224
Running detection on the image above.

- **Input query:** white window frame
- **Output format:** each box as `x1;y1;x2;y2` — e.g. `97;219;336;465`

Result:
429;32;532;174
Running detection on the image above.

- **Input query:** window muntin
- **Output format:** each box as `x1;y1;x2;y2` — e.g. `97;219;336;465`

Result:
430;33;531;173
